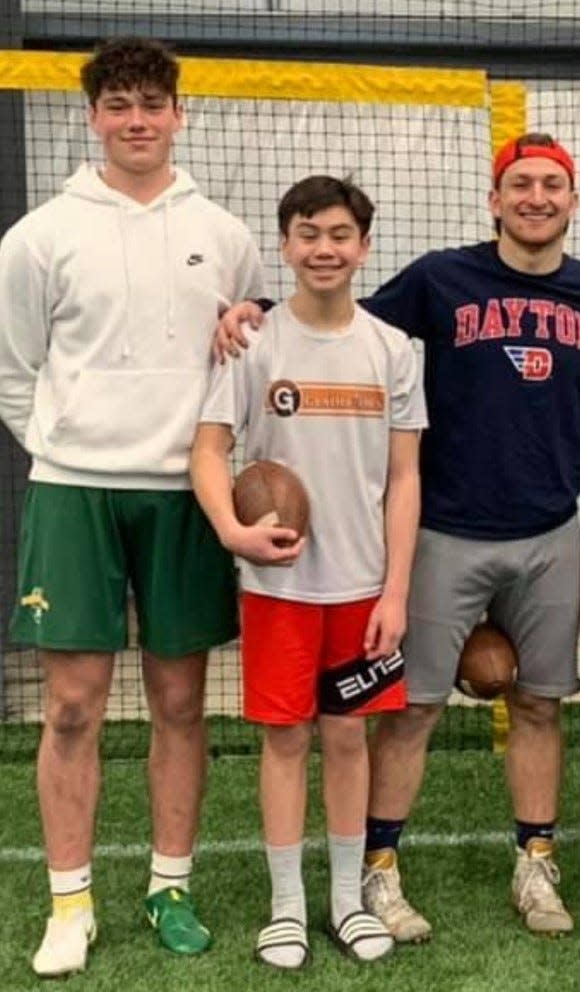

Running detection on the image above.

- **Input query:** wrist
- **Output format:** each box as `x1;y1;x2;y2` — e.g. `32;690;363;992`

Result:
381;582;408;603
216;517;245;551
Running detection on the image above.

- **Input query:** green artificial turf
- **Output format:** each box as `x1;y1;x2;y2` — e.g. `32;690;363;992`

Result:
2;750;580;991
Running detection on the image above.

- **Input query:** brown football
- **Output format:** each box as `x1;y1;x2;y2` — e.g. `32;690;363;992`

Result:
233;460;310;546
455;622;517;700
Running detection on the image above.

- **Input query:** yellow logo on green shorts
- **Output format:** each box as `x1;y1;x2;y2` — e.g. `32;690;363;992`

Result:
21;586;50;625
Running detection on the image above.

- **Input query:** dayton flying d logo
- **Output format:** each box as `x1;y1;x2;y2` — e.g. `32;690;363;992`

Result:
504;346;553;381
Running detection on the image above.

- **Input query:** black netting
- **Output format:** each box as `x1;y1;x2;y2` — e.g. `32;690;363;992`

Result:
1;2;579;755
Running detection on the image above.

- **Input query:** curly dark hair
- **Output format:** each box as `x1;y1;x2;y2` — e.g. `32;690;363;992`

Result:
81;37;179;106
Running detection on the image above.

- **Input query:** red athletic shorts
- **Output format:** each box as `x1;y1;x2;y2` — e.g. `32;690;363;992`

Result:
241;592;406;724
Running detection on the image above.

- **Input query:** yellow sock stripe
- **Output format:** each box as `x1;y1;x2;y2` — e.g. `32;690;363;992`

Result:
0;50;486;107
365;848;396;870
52;889;94;919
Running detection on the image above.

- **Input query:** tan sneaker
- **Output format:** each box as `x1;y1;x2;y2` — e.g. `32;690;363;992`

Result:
512;839;573;936
362;848;431;943
32;911;97;976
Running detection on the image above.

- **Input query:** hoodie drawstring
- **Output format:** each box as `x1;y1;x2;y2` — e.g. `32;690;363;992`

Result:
117;200;177;357
118;207;132;359
164;201;176;338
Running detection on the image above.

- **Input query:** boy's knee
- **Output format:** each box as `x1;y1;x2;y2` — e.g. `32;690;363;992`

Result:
322;715;366;759
151;690;205;731
46;696;96;738
265;722;311;759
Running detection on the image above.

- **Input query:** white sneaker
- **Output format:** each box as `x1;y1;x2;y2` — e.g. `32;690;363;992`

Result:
362;849;431;943
512;839;573;935
32;911;97;976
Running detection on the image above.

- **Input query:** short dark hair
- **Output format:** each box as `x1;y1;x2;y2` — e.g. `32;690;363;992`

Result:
278;175;374;237
81;37;179;107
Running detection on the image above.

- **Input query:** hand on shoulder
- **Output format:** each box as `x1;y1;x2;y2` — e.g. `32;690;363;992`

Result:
213;301;266;363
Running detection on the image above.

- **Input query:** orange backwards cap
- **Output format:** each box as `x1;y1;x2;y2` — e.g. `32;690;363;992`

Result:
493;137;575;187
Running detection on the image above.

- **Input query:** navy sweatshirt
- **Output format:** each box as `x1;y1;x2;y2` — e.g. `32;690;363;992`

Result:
363;241;580;540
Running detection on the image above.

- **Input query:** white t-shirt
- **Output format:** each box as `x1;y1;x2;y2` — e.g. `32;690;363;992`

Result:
200;301;428;603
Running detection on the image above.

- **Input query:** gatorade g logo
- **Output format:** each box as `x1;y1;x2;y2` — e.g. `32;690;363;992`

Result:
504;346;553;381
268;379;301;417
267;379;385;417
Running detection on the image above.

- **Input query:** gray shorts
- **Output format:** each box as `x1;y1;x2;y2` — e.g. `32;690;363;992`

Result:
404;518;580;703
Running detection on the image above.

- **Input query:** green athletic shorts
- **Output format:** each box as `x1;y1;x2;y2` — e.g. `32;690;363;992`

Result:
10;482;239;657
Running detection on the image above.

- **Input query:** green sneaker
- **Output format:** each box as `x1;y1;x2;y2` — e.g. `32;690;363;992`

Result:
145;888;212;955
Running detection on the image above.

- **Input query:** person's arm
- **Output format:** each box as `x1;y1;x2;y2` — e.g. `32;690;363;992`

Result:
363;330;427;659
363;429;421;660
212;228;271;362
0;227;49;446
190;423;304;565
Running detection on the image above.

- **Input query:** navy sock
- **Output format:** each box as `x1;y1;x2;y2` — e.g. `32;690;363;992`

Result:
365;816;407;853
515;819;555;850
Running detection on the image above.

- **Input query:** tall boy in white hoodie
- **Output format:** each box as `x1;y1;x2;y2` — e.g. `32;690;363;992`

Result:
0;37;264;976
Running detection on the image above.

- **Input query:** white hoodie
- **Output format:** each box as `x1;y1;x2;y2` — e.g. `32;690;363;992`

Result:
0;164;265;489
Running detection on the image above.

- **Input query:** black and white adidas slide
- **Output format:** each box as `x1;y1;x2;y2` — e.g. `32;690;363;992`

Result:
255;917;310;969
328;910;394;962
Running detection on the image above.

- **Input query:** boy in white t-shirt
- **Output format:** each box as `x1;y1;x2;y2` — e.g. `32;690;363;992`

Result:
191;175;427;969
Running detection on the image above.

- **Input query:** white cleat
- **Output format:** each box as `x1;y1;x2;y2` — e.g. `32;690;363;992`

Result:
512;839;573;936
32;911;97;977
362;848;432;944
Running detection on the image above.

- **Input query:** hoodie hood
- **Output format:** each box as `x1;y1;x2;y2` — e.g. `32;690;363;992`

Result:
62;164;200;356
63;162;198;207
